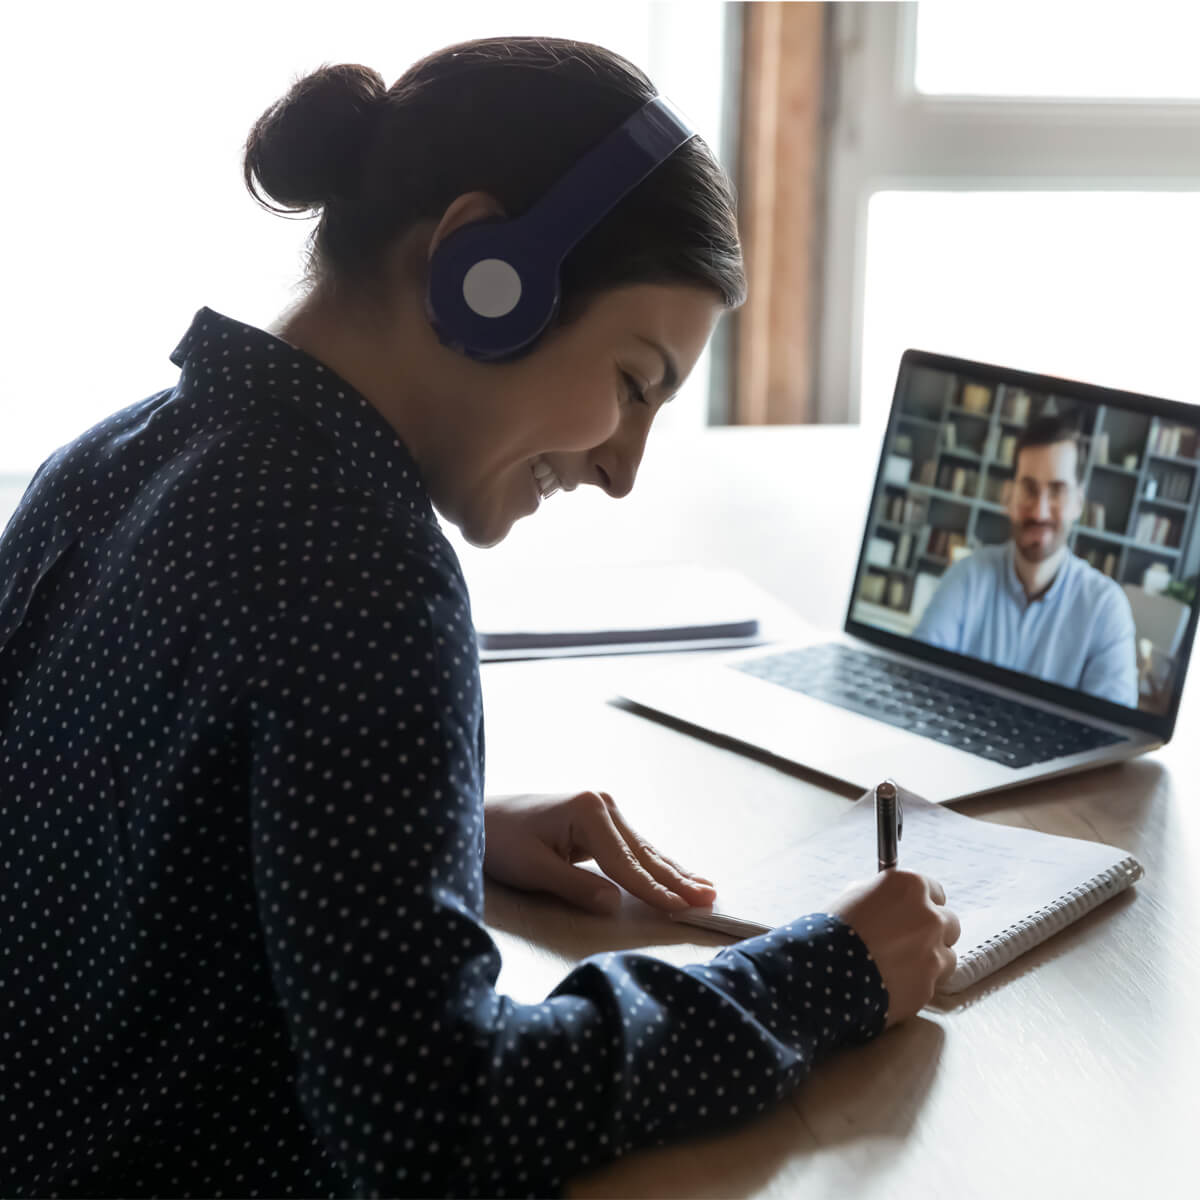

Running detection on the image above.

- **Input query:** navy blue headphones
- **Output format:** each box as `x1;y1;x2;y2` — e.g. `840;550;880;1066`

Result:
425;96;695;362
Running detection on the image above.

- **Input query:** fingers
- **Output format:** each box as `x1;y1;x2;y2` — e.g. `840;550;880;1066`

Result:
573;793;709;913
923;877;960;946
599;793;718;907
937;943;959;986
942;906;962;947
580;797;690;911
520;837;624;915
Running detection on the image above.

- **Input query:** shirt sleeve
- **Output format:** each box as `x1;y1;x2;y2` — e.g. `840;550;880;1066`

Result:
1078;583;1140;707
245;568;888;1198
912;560;970;651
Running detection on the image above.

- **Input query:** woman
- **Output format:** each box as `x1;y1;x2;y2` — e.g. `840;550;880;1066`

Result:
0;37;959;1198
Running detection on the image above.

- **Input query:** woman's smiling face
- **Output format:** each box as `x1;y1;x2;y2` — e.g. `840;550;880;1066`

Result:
449;281;723;548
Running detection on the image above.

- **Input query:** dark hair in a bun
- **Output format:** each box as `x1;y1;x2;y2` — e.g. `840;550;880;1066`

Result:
243;38;744;310
244;64;386;212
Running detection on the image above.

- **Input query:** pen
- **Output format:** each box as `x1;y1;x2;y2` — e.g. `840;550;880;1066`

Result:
875;779;902;871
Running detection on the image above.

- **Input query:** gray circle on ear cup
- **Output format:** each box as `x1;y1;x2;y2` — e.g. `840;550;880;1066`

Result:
462;258;523;319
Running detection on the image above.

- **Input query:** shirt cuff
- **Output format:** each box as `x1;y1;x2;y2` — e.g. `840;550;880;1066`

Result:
717;912;889;1060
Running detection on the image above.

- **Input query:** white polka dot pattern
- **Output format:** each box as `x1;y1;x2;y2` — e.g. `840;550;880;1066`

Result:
0;308;888;1198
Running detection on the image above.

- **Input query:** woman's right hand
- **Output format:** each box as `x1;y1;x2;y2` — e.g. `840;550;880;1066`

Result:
828;870;961;1027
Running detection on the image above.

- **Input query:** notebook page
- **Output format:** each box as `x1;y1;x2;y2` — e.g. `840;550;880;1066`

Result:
685;788;1137;967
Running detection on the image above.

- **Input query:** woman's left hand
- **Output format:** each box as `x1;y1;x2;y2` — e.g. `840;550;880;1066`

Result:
482;791;717;915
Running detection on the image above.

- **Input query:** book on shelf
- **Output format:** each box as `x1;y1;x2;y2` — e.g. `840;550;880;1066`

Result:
1151;467;1193;503
1002;389;1032;423
1134;513;1178;547
1150;424;1198;459
883;494;927;525
961;383;992;414
1102;552;1118;578
926;529;968;560
860;573;887;604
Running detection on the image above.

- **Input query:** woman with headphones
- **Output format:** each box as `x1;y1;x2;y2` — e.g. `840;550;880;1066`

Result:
0;37;958;1198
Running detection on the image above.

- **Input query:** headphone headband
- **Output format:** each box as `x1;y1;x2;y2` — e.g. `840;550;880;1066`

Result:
426;95;696;361
519;96;694;261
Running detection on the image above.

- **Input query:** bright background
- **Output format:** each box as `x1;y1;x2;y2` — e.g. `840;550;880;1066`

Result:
0;0;729;475
859;190;1200;432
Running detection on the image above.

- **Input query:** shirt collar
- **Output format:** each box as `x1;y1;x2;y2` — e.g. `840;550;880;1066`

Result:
170;307;434;520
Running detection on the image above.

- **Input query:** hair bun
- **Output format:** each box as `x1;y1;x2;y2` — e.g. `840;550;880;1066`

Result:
244;63;387;212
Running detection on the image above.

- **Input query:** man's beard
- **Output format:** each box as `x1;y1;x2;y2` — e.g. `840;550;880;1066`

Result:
1014;520;1064;564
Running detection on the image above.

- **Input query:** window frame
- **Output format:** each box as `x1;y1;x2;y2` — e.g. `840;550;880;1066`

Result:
817;1;1200;425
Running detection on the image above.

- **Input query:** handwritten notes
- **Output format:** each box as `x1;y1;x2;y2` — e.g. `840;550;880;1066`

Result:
673;787;1142;991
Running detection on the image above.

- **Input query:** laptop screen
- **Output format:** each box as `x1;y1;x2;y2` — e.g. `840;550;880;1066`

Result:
849;352;1200;720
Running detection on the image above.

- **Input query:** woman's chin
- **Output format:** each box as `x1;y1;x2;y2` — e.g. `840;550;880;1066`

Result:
461;510;517;549
455;474;540;548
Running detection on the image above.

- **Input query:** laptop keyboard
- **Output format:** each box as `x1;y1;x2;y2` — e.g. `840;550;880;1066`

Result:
733;643;1126;768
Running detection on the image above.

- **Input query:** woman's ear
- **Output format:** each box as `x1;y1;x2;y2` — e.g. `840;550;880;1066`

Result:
428;192;507;259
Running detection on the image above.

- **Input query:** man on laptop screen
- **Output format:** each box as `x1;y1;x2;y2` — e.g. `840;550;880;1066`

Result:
912;416;1138;707
618;351;1200;799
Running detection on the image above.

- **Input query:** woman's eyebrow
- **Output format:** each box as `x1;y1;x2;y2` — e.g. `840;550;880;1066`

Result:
634;335;679;395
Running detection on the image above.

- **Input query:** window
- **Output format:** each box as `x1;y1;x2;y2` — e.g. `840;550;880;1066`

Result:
914;0;1200;99
818;1;1200;431
0;1;730;478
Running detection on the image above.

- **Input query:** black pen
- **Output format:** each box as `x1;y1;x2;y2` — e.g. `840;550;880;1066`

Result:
875;779;902;871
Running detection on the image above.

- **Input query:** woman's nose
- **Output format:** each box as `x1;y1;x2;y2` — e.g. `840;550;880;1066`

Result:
589;432;647;499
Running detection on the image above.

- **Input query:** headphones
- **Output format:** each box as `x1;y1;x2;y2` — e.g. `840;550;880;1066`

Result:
425;96;695;362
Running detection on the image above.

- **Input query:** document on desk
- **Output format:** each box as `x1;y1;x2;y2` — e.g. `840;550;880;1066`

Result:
672;785;1144;994
471;563;769;659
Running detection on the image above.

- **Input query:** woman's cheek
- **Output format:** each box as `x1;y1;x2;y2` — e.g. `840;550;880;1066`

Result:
551;386;622;450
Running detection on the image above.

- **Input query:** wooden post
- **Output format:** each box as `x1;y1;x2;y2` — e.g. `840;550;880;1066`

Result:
735;1;828;425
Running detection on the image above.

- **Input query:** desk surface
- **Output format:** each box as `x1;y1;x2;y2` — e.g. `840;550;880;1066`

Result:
469;427;1198;1200
481;654;1197;1200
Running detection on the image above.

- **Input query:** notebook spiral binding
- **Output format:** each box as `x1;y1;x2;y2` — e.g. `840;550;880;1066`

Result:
946;857;1144;993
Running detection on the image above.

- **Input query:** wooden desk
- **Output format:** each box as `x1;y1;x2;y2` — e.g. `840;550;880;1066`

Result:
481;654;1197;1199
468;428;1199;1199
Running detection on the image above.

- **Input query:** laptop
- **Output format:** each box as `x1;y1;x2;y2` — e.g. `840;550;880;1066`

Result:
618;349;1200;802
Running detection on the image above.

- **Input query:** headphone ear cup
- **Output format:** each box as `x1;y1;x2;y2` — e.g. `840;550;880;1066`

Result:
426;220;561;361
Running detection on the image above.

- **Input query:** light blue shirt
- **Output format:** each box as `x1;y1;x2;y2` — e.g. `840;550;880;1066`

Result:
912;541;1139;707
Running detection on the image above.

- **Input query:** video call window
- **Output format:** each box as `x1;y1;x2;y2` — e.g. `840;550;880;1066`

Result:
852;364;1200;715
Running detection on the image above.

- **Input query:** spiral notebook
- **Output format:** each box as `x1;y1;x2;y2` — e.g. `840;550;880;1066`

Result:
672;785;1143;994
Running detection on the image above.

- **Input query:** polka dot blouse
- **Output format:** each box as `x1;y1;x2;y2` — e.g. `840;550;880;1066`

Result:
0;308;888;1198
